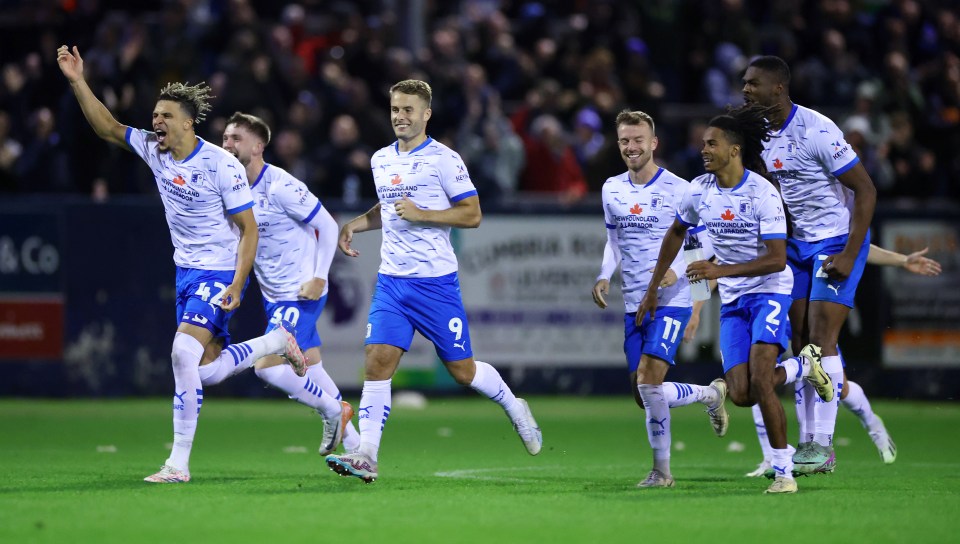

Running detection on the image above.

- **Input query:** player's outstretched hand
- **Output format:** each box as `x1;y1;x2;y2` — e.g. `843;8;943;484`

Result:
219;284;242;312
298;278;326;300
338;224;359;257
904;247;942;276
592;279;609;309
56;45;84;82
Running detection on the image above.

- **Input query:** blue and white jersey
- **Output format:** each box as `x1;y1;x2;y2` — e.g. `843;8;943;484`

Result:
126;128;253;270
370;137;478;278
677;170;793;304
762;104;860;242
249;163;327;303
602;168;691;312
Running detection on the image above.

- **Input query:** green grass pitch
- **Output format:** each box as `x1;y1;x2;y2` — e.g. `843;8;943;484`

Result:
1;396;958;543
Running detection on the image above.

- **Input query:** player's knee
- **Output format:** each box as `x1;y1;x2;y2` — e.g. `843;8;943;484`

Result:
728;387;753;407
449;367;473;386
171;332;203;371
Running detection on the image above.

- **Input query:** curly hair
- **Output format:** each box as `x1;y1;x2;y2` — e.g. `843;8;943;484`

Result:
158;82;214;124
707;104;778;178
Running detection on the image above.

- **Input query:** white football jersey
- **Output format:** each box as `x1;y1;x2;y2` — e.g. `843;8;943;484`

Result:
602;168;691;312
677;170;793;304
126;128;252;270
249;164;329;303
762;104;860;242
370;137;478;278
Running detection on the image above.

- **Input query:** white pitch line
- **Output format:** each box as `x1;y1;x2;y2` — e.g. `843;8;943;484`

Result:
435;465;580;482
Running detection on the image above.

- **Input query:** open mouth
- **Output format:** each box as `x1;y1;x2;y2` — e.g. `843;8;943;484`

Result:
155;130;167;144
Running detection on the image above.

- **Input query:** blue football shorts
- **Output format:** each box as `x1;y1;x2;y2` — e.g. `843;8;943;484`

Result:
366;272;473;362
787;230;870;308
719;293;792;373
263;295;327;351
175;267;248;345
623;306;693;372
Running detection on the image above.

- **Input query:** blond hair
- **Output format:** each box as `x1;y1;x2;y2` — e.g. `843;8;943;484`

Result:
389;79;432;107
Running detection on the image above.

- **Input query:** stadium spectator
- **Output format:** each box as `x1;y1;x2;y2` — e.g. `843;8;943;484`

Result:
0;1;952;207
518;113;587;203
0;110;22;192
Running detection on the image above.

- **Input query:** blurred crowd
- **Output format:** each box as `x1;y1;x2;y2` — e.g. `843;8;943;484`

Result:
0;0;957;205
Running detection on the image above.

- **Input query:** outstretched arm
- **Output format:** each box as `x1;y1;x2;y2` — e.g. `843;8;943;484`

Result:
868;244;942;276
56;46;128;147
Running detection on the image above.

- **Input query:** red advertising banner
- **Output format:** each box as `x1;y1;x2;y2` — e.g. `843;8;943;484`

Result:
0;297;64;359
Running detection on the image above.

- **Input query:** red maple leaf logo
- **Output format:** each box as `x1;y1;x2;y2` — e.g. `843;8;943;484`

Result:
391;174;403;185
172;175;186;186
630;204;642;214
720;209;735;221
773;158;784;169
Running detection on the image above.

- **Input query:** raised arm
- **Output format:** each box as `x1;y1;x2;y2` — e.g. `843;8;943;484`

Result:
56;46;128;147
338;203;383;257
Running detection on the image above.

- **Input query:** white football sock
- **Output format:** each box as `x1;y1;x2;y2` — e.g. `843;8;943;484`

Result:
752;403;773;462
638;384;671;476
254;364;341;417
198;328;289;386
663;382;716;407
167;332;205;473
813;355;844;447
778;356;804;385
358;379;392;462
841;380;880;431
771;445;796;481
795;381;812;443
307;362;359;452
470;361;521;420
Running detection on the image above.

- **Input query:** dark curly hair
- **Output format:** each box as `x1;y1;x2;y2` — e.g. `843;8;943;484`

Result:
707;104;778;178
158;82;214;124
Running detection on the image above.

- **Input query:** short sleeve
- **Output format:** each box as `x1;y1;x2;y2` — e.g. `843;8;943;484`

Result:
125;127;155;163
811;119;860;177
439;152;478;202
602;186;615;229
218;159;254;214
758;190;788;240
676;183;702;227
